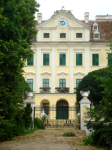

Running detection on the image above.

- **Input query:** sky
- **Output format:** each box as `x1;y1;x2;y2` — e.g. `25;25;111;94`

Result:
35;0;112;21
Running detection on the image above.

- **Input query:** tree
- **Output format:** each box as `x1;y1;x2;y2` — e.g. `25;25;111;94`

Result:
76;67;112;105
0;0;39;141
83;41;112;148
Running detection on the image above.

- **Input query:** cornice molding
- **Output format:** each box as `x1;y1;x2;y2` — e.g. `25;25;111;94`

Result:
25;72;36;75
57;71;68;75
74;71;85;75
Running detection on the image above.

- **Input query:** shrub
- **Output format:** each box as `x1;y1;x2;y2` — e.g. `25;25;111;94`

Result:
34;118;45;129
63;131;75;137
41;115;47;123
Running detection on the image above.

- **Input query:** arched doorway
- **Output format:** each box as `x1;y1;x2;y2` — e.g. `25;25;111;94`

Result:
56;100;68;119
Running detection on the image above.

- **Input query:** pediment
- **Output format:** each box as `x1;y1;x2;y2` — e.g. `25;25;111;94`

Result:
36;11;90;29
41;71;51;75
57;71;68;75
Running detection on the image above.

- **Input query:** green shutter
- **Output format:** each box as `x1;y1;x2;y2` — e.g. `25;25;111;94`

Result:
76;54;82;65
59;79;66;87
92;54;99;66
27;79;33;90
43;54;49;65
43;79;49;87
27;55;33;66
60;54;66;65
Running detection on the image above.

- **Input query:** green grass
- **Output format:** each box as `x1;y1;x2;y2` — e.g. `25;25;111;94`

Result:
63;131;75;137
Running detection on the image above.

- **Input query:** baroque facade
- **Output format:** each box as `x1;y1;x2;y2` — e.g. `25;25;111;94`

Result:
24;9;112;119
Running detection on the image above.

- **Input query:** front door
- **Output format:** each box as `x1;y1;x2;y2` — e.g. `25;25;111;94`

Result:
56;100;68;119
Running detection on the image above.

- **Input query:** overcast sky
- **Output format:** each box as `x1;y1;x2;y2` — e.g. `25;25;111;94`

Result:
35;0;112;21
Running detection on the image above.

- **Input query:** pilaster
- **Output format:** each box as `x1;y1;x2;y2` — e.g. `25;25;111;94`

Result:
85;47;90;75
51;47;55;93
70;47;74;93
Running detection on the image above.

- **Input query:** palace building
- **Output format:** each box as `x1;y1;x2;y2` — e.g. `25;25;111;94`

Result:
24;9;112;120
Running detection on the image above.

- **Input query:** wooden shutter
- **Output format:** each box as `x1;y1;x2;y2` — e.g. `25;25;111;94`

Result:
43;54;49;65
76;54;82;65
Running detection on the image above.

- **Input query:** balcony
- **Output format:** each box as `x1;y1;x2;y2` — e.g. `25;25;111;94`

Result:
39;87;76;94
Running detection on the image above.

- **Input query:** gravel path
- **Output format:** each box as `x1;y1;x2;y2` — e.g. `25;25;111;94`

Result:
0;128;107;150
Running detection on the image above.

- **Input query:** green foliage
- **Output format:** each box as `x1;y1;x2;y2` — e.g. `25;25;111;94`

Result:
23;103;32;129
0;0;39;141
76;67;112;105
77;114;80;125
63;131;75;137
41;115;47;123
83;135;95;146
34;118;45;129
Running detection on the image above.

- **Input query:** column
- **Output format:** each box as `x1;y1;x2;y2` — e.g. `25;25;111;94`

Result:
79;91;91;130
52;29;57;41
70;47;74;93
51;46;55;93
35;46;41;93
85;47;90;75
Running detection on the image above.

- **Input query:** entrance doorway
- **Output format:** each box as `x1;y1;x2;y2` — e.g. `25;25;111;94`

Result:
56;100;68;119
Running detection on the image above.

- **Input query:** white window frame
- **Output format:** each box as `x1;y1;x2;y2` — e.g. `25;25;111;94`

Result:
58;78;67;87
75;53;84;66
43;33;50;39
91;53;100;66
93;23;98;30
75;33;83;39
42;52;51;66
94;31;100;39
59;33;67;39
58;52;67;66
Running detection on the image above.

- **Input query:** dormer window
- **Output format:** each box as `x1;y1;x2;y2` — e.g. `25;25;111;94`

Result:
94;33;99;38
93;23;98;30
94;31;100;39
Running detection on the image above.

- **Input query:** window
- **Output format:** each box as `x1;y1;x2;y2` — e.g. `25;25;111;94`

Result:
42;103;49;115
76;54;82;66
43;79;49;87
60;33;66;38
76;79;82;87
76;33;82;38
92;54;99;66
59;54;66;65
43;54;49;66
27;79;33;91
59;79;66;87
94;33;99;38
94;25;97;29
27;55;33;66
43;33;50;38
108;53;112;66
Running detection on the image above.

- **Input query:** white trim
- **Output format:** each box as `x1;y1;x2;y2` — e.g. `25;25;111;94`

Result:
93;22;98;30
90;48;101;51
57;71;68;75
25;72;36;75
93;30;100;39
58;53;67;66
59;33;67;39
75;53;84;66
91;52;100;66
70;47;74;93
51;47;55;93
41;71;51;75
42;53;51;66
42;78;50;87
75;32;83;39
43;32;50;39
41;48;52;51
74;71;85;75
85;47;90;75
105;48;111;52
57;48;68;52
74;48;84;52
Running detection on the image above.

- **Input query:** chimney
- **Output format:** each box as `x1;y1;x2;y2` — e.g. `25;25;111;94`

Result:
38;13;42;23
84;12;89;23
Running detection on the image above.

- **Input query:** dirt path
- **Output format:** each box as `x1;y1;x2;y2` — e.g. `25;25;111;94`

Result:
0;128;107;150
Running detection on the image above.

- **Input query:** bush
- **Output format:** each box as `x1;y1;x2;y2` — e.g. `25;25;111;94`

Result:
63;131;75;137
83;135;94;146
34;118;45;129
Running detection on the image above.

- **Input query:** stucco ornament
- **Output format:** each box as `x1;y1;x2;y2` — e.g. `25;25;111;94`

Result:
82;105;88;123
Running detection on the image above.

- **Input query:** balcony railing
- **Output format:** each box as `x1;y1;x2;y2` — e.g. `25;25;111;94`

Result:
55;87;69;93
